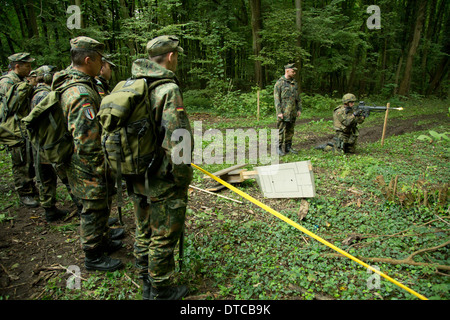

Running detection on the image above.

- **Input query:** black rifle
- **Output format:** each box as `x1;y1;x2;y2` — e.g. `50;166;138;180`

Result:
355;101;403;117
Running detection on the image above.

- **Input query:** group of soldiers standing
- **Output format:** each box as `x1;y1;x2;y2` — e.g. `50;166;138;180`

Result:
274;63;365;155
0;35;192;300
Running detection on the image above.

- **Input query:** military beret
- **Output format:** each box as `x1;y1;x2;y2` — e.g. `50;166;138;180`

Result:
8;52;35;63
284;63;298;70
146;35;184;57
70;36;105;55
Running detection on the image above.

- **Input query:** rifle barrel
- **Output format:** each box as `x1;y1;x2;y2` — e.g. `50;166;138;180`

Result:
360;105;403;111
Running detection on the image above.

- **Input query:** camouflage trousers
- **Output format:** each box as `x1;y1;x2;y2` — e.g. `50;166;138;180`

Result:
130;182;187;289
79;197;112;253
9;143;37;197
35;162;57;209
335;131;358;154
277;120;296;146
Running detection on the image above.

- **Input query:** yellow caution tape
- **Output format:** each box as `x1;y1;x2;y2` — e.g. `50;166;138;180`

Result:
191;163;428;300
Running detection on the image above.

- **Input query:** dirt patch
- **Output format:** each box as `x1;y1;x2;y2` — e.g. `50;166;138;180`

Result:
0;198;136;300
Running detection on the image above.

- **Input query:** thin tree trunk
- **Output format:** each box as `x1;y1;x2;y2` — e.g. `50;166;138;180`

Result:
249;0;263;88
295;0;302;91
398;0;427;95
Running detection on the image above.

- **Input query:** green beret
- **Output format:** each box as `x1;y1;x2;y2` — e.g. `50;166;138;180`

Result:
8;52;35;63
70;36;104;55
146;35;184;57
284;63;298;70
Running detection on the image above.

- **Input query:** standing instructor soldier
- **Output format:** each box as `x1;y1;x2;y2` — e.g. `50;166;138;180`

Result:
274;63;302;156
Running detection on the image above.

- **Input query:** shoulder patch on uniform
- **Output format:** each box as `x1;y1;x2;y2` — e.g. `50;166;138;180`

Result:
176;106;184;112
78;85;89;96
83;103;96;120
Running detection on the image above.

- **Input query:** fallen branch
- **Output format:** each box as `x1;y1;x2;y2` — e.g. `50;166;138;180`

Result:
326;240;450;271
124;272;140;289
189;185;243;204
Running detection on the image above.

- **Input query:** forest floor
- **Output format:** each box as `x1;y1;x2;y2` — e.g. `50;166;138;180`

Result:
0;106;448;301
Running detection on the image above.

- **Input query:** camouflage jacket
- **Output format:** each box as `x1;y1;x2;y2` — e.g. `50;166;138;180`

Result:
95;76;110;99
0;71;22;96
52;68;113;200
131;58;193;198
274;75;301;122
333;104;365;134
30;83;51;109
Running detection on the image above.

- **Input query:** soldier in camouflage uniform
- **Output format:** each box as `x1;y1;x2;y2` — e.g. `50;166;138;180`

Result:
333;93;365;154
52;37;123;271
274;63;302;156
95;56;116;99
30;65;83;222
0;53;39;207
27;70;38;87
125;35;192;300
30;65;67;221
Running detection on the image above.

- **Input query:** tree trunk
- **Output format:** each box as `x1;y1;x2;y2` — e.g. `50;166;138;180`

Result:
249;0;263;88
26;0;40;38
295;0;302;91
398;0;427;95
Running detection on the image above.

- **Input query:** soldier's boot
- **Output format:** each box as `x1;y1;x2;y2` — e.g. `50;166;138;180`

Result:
142;274;152;300
20;195;39;208
149;285;189;300
84;249;123;272
135;256;151;300
285;142;298;154
277;144;285;156
108;217;119;226
45;206;69;222
103;239;124;255
109;228;125;240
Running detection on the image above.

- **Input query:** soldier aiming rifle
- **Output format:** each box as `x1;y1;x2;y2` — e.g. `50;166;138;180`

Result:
315;93;403;154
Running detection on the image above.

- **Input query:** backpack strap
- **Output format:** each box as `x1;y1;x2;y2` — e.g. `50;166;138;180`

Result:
140;78;176;196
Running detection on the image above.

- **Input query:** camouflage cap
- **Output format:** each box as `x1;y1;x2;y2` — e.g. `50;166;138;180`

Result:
70;36;105;55
35;65;57;77
28;70;37;77
284;63;298;70
8;52;35;63
146;35;184;57
102;56;117;68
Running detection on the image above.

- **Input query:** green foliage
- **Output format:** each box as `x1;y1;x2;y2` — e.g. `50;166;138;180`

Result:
1;0;448;97
300;93;339;112
417;131;450;143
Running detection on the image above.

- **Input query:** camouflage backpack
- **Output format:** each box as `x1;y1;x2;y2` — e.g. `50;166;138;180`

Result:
21;82;88;166
98;77;174;179
0;80;34;147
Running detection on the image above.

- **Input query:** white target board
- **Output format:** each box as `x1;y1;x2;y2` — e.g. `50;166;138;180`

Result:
255;161;316;198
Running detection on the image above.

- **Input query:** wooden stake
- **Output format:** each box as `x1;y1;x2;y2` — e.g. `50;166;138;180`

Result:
257;90;260;122
381;102;390;146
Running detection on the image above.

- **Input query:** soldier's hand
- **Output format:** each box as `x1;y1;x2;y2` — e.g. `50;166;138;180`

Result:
353;109;363;117
278;113;283;119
